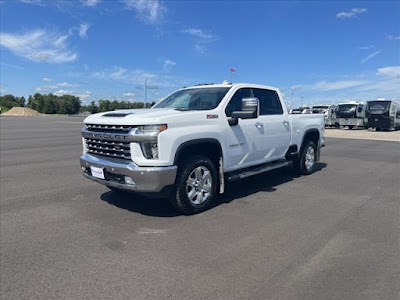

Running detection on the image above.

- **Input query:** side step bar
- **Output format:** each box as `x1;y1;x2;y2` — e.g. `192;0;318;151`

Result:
226;160;290;181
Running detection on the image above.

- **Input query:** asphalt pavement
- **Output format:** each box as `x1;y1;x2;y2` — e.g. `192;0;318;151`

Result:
1;116;399;300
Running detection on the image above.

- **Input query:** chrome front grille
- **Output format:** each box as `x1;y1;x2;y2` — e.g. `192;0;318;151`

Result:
85;124;134;134
85;138;131;160
84;124;135;160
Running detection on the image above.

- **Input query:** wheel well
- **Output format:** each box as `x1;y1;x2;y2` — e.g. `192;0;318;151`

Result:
174;140;222;166
303;130;319;148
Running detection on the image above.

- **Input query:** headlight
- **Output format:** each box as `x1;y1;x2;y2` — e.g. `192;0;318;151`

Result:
137;124;167;134
136;124;167;159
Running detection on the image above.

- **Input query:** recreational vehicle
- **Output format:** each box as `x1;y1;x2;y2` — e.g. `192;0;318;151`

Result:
312;104;339;128
366;100;400;131
289;107;310;114
337;102;366;129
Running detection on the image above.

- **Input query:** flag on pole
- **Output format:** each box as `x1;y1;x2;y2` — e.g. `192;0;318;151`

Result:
230;68;236;73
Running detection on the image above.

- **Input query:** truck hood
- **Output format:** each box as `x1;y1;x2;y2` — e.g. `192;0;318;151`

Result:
84;108;218;125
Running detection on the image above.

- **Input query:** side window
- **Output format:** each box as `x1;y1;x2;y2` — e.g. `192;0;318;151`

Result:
252;88;283;115
225;88;252;117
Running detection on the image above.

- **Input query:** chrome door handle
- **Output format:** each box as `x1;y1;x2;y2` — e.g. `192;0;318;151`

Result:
283;120;289;126
255;122;263;128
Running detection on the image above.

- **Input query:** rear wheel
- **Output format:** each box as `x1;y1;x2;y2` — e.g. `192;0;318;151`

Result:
348;125;354;130
294;140;317;175
170;155;217;214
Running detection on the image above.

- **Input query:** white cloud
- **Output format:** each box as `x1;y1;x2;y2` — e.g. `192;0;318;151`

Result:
336;8;367;19
35;82;80;92
78;23;91;38
376;66;400;78
42;77;52;82
311;80;368;91
359;45;374;50
387;35;400;41
163;59;176;71
194;44;207;54
182;28;214;40
361;50;381;64
0;29;77;63
123;92;135;97
123;0;167;24
58;82;80;88
81;0;100;6
55;89;92;100
20;0;44;5
290;85;302;91
92;66;157;83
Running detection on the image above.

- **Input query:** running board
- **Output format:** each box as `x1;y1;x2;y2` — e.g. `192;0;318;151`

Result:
226;160;289;181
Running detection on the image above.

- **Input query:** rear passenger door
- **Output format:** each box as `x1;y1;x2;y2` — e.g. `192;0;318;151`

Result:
252;88;290;161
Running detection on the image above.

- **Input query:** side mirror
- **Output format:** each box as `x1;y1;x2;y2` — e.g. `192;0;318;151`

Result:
231;97;259;119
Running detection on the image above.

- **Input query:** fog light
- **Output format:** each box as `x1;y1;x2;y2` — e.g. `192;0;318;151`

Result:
81;167;87;173
124;176;135;185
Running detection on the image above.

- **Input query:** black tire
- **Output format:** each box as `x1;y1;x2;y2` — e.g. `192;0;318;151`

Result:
294;140;317;175
348;125;354;130
170;155;218;215
376;128;381;132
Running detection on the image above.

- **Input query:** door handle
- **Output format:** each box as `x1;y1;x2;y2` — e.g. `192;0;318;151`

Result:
255;122;263;128
283;120;289;126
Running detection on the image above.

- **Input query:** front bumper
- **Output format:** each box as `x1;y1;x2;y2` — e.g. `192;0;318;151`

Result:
80;154;177;193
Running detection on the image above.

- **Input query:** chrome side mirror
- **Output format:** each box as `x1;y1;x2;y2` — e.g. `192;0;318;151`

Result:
231;97;259;119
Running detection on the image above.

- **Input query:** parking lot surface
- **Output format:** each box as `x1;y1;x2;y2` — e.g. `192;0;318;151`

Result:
1;116;399;300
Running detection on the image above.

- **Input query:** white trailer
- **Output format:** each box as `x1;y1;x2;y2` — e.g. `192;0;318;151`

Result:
337;101;366;129
312;104;339;128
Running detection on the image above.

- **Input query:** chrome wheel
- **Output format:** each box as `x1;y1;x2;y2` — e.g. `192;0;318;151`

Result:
186;166;212;205
305;146;315;170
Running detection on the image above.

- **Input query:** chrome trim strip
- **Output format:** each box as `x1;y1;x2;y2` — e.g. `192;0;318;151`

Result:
82;128;158;143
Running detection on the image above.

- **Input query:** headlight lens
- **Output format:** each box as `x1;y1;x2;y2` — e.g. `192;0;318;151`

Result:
137;124;167;159
137;124;167;134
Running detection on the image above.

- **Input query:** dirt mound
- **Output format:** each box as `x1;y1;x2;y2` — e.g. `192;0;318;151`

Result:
2;107;43;116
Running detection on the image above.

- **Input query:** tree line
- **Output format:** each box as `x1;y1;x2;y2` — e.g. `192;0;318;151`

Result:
80;100;155;114
0;93;155;114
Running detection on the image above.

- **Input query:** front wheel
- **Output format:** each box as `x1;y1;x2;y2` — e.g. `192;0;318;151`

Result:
170;155;217;214
294;140;317;175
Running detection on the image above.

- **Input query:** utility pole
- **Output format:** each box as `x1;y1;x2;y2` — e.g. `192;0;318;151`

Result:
144;78;147;108
301;96;304;107
290;92;294;109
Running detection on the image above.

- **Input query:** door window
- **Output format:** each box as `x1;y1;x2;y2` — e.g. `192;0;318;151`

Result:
225;88;252;117
252;88;283;115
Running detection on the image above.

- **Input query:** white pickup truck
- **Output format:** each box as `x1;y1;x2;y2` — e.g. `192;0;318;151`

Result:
81;83;325;214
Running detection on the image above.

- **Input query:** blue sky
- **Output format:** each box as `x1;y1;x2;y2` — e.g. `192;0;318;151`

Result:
1;0;399;107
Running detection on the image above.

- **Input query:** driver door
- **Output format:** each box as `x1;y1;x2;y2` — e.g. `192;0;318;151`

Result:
223;88;268;172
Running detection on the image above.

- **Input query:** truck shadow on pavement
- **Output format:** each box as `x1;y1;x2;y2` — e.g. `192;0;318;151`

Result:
100;162;327;217
216;162;327;206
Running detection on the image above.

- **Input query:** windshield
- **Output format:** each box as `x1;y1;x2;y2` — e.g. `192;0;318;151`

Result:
367;101;390;112
338;104;357;112
312;106;328;113
153;87;231;110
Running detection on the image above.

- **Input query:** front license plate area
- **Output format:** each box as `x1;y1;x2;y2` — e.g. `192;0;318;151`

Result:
90;166;105;179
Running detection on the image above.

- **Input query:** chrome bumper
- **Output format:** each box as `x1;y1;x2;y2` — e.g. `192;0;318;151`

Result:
80;154;177;193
